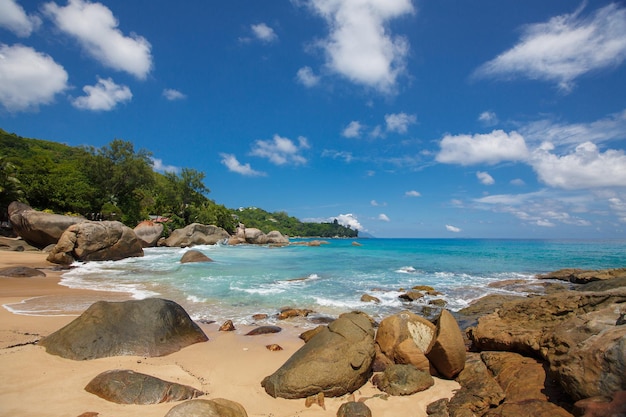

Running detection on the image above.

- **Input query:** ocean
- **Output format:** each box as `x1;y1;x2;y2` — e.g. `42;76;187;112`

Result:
9;238;626;324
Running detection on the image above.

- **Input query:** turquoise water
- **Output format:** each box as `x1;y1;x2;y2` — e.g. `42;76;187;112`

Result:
56;238;625;324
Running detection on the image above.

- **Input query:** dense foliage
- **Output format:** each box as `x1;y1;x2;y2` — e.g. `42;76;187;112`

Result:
0;129;357;238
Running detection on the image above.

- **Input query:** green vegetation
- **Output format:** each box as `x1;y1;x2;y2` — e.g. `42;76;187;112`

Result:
0;129;357;238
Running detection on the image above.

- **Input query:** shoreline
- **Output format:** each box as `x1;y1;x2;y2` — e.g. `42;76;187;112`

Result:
0;251;459;417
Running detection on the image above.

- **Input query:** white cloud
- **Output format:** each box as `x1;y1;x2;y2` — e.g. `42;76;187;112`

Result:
510;178;525;186
385;112;416;133
296;66;320;87
250;134;310;166
405;190;421;197
342;121;363;138
251;23;277;43
0;0;41;37
151;157;179;173
474;3;626;91
531;141;626;189
162;89;186;101
445;224;461;233
378;213;390;222
220;153;266;177
333;213;364;231
476;171;495;185
478;111;498;126
321;149;354;163
43;0;152;79
436;130;529;165
305;0;414;93
609;197;626;223
72;77;132;111
0;44;68;112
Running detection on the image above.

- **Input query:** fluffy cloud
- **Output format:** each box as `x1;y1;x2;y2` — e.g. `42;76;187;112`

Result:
333;213;364;231
220;153;266;177
0;0;41;37
478;111;498;126
474;3;626;91
43;0;152;79
151;157;179;173
342;121;363;138
405;190;421;197
305;0;414;92
378;213;390;222
251;23;277;42
531;141;626;189
436;130;529;165
72;77;132;111
445;224;461;233
0;44;68;112
476;171;495;185
251;134;310;165
296;66;320;87
385;112;416;133
162;89;186;101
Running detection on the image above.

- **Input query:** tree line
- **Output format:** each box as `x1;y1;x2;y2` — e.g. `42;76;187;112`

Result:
0;129;357;238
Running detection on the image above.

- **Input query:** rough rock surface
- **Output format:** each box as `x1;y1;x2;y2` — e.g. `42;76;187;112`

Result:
180;249;213;263
337;401;372;417
165;398;249;417
163;223;230;247
46;221;144;264
40;298;208;360
573;390;626;417
375;310;435;371
372;364;434;396
0;236;40;251
134;220;163;247
426;310;466;379
85;369;203;404
246;325;282;336
8;202;85;248
0;266;45;277
261;312;375;399
467;289;626;401
537;267;626;284
266;230;289;244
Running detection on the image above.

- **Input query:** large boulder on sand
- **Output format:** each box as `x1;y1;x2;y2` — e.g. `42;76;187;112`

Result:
261;312;375;399
40;298;208;360
165;398;248;417
85;369;204;404
163;223;230;247
134;220;163;247
375;310;435;372
46;220;143;264
8;202;85;248
426;309;466;378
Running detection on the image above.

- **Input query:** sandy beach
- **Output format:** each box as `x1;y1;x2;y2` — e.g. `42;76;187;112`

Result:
0;251;459;417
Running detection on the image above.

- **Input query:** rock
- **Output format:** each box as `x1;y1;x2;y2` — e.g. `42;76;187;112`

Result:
0;266;45;277
219;320;235;331
426;310;466;379
537;268;626;284
180;250;214;264
84;369;203;404
412;285;436;292
278;307;313;320
577;277;626;292
426;398;449;417
337;401;372;417
573;390;626;417
266;344;283;351
429;299;447;307
447;353;505;417
8;202;85;248
252;313;268;321
40;298;208;360
361;294;381;303
261;312;375;399
456;294;525;329
163;223;230;247
46;221;144;265
245;325;282;335
372;364;434;396
351;241;362;247
266;230;289;244
299;325;325;343
375;311;435;371
133;220;163;247
399;290;424;301
0;236;40;251
165;398;249;417
243;227;268;244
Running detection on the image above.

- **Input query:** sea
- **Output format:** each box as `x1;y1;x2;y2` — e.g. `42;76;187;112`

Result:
7;238;626;325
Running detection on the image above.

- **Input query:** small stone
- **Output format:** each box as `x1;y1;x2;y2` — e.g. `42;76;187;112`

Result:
399;290;424;301
252;313;268;320
266;344;283;351
372;364;434;396
337;401;372;417
219;320;236;331
361;294;381;303
305;392;325;409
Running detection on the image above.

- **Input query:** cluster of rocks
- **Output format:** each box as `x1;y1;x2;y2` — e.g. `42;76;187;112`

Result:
5;202;290;265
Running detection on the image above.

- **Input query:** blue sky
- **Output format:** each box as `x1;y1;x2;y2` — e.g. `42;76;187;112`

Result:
1;0;626;238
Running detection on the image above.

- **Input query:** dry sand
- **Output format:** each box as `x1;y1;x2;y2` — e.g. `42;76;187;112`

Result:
0;250;459;417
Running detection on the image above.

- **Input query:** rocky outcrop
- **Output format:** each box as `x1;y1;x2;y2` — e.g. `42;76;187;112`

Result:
230;224;289;245
165;398;249;417
134;220;163;247
372;364;434;396
163;223;230;247
537;267;626;284
467;289;626;401
85;369;203;404
46;220;144;264
180;249;213;263
40;298;208;360
8;202;85;248
261;312;375;399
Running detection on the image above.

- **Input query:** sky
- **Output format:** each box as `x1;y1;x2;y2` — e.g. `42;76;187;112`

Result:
1;0;626;238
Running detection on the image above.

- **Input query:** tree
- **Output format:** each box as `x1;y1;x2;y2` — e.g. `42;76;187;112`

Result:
0;155;24;220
